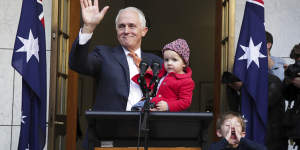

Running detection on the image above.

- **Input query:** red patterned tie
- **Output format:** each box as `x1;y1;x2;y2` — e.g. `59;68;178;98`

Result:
128;51;141;68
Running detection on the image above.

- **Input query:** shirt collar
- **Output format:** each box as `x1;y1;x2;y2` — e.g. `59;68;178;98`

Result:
122;46;141;58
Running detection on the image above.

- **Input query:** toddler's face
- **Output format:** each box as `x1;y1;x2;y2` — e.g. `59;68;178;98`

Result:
163;50;186;74
219;117;244;147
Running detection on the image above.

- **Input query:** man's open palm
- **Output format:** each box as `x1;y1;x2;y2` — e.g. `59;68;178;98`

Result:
80;0;109;33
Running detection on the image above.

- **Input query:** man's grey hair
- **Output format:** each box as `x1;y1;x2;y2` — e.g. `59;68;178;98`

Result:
115;7;147;28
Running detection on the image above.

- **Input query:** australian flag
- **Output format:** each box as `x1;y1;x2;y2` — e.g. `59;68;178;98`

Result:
233;0;268;145
12;0;47;149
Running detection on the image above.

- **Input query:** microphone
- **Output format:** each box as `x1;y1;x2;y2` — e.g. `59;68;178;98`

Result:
151;60;161;77
150;60;161;97
138;59;151;97
139;59;150;77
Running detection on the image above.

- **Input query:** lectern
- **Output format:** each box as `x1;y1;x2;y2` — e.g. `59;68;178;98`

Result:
85;111;213;150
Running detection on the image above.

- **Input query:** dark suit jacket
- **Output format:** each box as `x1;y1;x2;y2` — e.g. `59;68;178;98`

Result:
69;37;162;111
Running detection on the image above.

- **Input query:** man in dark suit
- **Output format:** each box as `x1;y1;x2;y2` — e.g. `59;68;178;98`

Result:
69;0;162;149
69;0;162;112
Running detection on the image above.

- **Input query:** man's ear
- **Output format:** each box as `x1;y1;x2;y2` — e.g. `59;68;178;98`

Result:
216;129;222;138
142;27;148;37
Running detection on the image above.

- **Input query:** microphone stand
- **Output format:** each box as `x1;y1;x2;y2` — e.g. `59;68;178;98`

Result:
138;61;161;150
141;91;150;150
140;76;160;150
138;74;150;150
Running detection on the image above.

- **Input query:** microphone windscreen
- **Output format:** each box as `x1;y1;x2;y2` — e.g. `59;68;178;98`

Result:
140;58;151;75
151;60;161;76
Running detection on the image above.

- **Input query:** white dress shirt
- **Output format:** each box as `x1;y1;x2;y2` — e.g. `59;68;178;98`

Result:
122;48;143;111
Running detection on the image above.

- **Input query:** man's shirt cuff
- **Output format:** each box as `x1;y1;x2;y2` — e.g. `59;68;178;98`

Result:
79;28;93;45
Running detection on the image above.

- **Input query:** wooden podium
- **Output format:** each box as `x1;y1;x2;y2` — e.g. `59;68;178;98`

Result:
86;111;212;150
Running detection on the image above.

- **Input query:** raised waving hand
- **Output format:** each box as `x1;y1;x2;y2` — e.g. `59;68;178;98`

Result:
80;0;109;33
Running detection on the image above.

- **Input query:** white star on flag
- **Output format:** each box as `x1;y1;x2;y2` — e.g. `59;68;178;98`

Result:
21;111;27;124
16;29;40;62
21;115;27;124
238;37;266;68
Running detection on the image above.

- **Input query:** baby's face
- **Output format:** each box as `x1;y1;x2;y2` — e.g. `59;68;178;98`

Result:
220;117;243;144
163;50;186;74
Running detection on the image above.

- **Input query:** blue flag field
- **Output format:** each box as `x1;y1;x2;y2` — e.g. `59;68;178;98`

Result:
12;0;47;149
233;0;268;145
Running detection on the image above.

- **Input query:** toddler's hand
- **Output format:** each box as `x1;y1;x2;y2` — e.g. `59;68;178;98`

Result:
225;119;244;147
234;124;244;143
154;101;168;111
224;125;232;143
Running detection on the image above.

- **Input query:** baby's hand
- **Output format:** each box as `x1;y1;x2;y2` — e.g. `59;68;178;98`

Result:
154;101;168;111
230;119;245;147
225;119;244;147
226;126;240;147
234;124;244;142
224;125;232;142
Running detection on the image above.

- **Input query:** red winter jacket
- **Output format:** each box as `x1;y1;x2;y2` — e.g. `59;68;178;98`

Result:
132;66;195;112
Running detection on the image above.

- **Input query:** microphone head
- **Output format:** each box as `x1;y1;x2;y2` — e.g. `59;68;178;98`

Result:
151;60;161;76
140;58;151;76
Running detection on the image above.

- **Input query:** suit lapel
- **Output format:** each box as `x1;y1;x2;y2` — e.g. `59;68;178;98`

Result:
111;47;149;88
112;46;130;86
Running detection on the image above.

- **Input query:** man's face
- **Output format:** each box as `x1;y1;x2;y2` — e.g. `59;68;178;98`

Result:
116;10;148;51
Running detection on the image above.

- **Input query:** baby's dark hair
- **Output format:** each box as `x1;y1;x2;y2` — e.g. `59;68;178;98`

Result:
216;111;246;132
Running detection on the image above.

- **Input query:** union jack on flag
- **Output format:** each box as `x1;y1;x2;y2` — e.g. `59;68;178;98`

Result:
12;0;47;149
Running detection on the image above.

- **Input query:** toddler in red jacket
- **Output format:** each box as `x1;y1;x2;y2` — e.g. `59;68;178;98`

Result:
132;38;195;112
